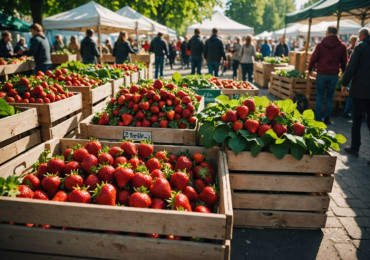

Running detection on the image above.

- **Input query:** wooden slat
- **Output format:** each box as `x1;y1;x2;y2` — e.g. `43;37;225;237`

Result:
0;224;228;260
41;113;83;141
50;54;77;64
3;61;35;75
234;209;327;229
130;72;139;84
229;173;334;192
0;249;95;260
91;83;112;104
111;78;124;97
123;75;131;87
226;151;336;174
232;193;330;211
92;98;109;115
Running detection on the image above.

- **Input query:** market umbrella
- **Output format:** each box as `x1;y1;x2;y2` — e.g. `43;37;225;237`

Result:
0;11;30;32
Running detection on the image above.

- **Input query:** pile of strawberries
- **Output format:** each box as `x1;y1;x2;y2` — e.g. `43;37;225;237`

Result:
209;78;254;89
108;63;143;76
0;56;31;65
93;79;202;129
45;68;104;88
7;139;218;215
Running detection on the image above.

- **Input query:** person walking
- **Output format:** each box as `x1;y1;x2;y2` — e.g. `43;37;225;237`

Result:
204;28;226;77
168;40;176;70
308;26;348;124
188;28;204;75
261;38;271;58
274;36;289;57
341;28;370;164
149;32;168;79
343;35;358;118
80;28;100;64
180;37;190;69
112;31;136;64
0;31;14;57
14;37;28;55
52;34;64;52
231;37;241;79
67;36;80;54
239;35;257;82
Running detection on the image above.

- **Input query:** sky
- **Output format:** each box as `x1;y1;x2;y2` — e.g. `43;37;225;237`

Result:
214;0;309;13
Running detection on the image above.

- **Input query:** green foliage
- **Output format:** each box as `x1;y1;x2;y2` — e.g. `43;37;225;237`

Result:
275;69;306;79
0;98;17;118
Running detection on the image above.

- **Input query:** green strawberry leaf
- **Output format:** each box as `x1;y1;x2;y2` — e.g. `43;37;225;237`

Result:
294;135;307;149
198;121;214;136
250;138;265;157
172;72;182;83
228;136;246;154
0;98;15;117
276;99;297;114
239;129;255;141
254;96;270;109
330;142;340;151
269;140;289;159
303;109;315;120
213;124;231;143
215;95;229;105
293;109;302;120
201;132;217;148
290;143;306;160
335;134;347;144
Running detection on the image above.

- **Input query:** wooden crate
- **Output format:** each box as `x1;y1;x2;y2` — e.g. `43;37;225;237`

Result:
50;54;77;65
268;72;307;100
80;98;204;145
289;51;312;72
0;107;41;165
253;65;266;88
12;93;83;141
226;150;336;229
111;75;130;97
66;83;112;118
139;68;146;80
2;61;35;80
254;62;289;88
130;71;139;84
101;54;115;63
220;83;259;98
0;138;233;260
131;54;154;79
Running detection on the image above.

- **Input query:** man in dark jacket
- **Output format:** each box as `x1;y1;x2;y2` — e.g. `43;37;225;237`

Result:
149;32;168;78
0;31;14;58
274;36;289;57
188;28;204;75
204;28;226;77
341;28;370;163
27;23;52;73
80;28;100;64
180;37;189;69
308;26;348;124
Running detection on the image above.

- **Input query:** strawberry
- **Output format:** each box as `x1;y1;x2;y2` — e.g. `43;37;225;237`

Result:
33;190;49;200
236;105;249;119
182;109;192;119
175;156;193;171
93;183;116;206
166;82;175;90
266;104;280;121
194;179;206;192
64;171;84;191
82;154;98;174
114;163;134;188
41;174;61;197
182;186;198;201
166;110;175;120
138;141;154;159
69;187;92;203
52;190;68;201
16;185;34;198
130;85;139;93
199;186;218;205
150;169;166;179
170;171;190;191
97;165;115;183
114;156;128;167
139;101;150;111
195;167;214;184
63;148;73;161
167;192;192;212
182;96;192;104
132;94;141;103
257;124;272;137
146;157;161;172
244;119;260;134
150;177;172;199
166;235;182;240
46;157;65;175
73;147;89;162
153;79;163;89
293;123;305;136
109;146;123;158
243;99;256;112
273;124;288;137
225;110;237;122
132;172;152;189
194;205;211;213
117;189;130;205
189;116;197;125
150;197;166;209
154;151;168;161
233;121;243;132
62;161;80;176
22;174;40;191
159;119;168;128
98;152;114;165
129;187;152;208
98;113;109;125
37;163;48;180
121;141;137;157
84;139;102;156
121;114;134;126
84;174;100;191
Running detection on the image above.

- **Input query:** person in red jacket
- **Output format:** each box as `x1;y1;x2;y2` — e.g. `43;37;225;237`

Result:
308;26;348;124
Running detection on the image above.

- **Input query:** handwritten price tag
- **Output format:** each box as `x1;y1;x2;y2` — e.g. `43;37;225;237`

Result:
123;131;152;141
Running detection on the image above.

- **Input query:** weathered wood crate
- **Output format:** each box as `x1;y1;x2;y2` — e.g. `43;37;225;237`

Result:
139;68;146;80
111;75;131;97
66;83;112;118
220;83;259;99
0;138;233;260
0;107;41;165
131;54;154;79
130;71;139;84
50;54;77;65
254;62;289;88
101;54;115;63
80;98;204;145
1;61;35;80
226;150;336;229
289;51;312;72
269;72;307;100
253;65;266;88
12;93;83;141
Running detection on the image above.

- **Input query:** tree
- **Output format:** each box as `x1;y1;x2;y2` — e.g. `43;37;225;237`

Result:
303;0;321;9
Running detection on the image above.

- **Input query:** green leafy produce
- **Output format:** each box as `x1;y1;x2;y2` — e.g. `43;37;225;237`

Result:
263;57;289;64
173;73;215;90
276;69;306;79
0;98;18;118
0;175;20;197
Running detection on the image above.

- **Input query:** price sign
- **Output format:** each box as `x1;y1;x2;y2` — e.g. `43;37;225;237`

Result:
196;89;222;106
123;131;152;141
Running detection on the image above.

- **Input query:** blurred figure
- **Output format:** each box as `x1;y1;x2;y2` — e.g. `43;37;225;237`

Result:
274;36;289;57
269;39;276;56
52;34;64;52
149;32;168;78
188;28;204;75
80;28;100;64
204;28;226;77
231;37;241;79
113;31;135;64
168;40;177;69
102;39;113;54
67;35;80;54
143;40;150;52
27;23;52;73
239;34;257;82
0;31;14;57
261;38;271;58
180;37;190;69
14;37;28;55
343;35;358;119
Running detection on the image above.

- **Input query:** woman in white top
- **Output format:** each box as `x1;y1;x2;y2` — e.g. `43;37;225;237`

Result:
231;37;242;80
239;35;257;82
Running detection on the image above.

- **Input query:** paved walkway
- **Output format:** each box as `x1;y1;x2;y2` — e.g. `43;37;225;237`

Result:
162;63;370;260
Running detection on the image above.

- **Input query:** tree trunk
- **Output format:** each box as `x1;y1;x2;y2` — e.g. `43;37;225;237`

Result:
30;0;43;25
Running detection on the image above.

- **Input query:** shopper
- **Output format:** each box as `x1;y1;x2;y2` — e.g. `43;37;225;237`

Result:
343;35;358;118
204;28;226;77
26;23;52;73
0;31;14;57
188;28;204;75
308;26;348;124
231;37;241;79
168;40;177;70
14;37;28;55
143;40;150;52
274;36;289;57
180;37;190;69
261;38;271;58
105;39;113;53
67;35;80;54
239;35;257;82
149;32;168;78
52;34;64;52
80;28;100;64
112;31;135;64
341;27;370;163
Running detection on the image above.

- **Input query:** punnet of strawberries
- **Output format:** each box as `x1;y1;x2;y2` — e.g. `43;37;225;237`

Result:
109;62;146;76
197;95;346;159
208;78;254;89
0;56;32;66
92;79;202;128
46;68;107;88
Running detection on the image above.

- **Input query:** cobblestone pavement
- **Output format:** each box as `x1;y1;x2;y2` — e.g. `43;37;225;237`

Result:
163;63;370;260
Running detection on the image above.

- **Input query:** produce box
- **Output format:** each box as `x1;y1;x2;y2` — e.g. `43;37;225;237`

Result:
66;83;112;118
227;151;336;229
3;60;35;79
289;51;312;72
111;75;131;97
13;93;83;141
50;54;77;65
101;54;115;63
269;72;307;100
130;71;139;84
139;68;146;80
0;138;233;260
131;54;154;79
254;62;289;88
0;107;41;165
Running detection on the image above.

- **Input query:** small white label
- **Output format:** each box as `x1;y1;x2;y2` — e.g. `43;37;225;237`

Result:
123;131;152;141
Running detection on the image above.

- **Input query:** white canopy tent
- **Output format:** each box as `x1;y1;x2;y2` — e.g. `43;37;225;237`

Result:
254;31;272;40
272;23;303;38
186;11;253;36
299;19;362;36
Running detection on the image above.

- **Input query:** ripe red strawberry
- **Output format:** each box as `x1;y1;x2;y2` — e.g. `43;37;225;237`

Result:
146;157;161;172
121;141;137;157
64;171;84;191
46;157;65;175
167;192;192;212
182;109;192;119
109;146;123;158
52;190;68;201
62;161;80;176
233;121;243;132
182;96;192;104
243;99;256;112
182;186;198;201
132;172;153;189
16;185;34;198
159;119;168;128
236;105;249;119
37;163;48;179
130;85;139;93
97;165;115;183
132;94;141;104
117;189;130;205
166;110;175;120
244;119;260;134
151;197;166;209
266;104;280;121
129;187;152;208
121;114;134;126
194;205;211;213
98;113;110;125
84;139;102;156
93;183;116;206
195;179;206;192
150;169;166;179
128;157;140;169
195;167;214;184
69;187;92;203
175;156;193;171
82;154;98;174
293;123;306;136
84;174;100;191
114;163;134;188
139;101;150;111
63;148;73;161
170;171;190;191
41;174;61;197
199;186;218;205
33;190;49;200
166;82;175;90
138;141;154;159
153;79;163;89
273;124;288;137
73;147;89;162
225;110;237;122
154;151;168;161
114;156;128;167
150;177;172;199
192;153;205;163
98;152;114;165
22;174;40;191
257;124;272;137
189;116;197;125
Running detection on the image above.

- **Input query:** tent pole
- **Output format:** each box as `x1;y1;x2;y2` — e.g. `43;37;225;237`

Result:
98;25;102;64
303;17;312;71
336;11;342;31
